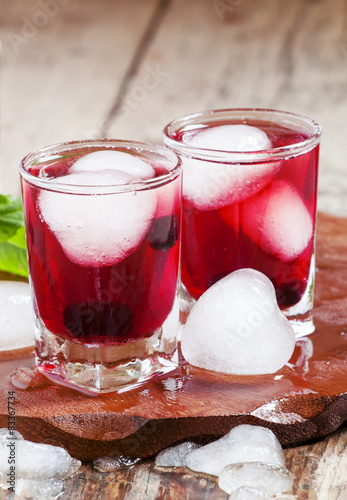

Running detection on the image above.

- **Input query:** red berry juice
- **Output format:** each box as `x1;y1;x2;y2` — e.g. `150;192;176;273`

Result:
21;146;181;345
168;115;319;312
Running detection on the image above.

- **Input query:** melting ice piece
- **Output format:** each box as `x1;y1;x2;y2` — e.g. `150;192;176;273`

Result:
0;429;23;444
0;438;81;481
181;269;296;375
94;455;141;472
218;424;283;450
0;282;34;352
182;158;279;212
13;478;64;500
71;150;155;180
155;442;201;467
228;486;271;499
185;425;285;476
241;180;313;261
186;124;272;152
182;124;278;211
10;367;49;390
39;171;157;267
218;462;293;496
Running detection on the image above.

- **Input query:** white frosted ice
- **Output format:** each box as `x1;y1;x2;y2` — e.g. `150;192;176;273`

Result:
182;124;278;211
241;180;313;261
228;486;271;499
185;425;285;476
181;269;296;375
39;171;157;267
155;442;201;467
211;424;283;451
12;478;64;500
0;435;81;482
182;158;280;212
218;462;293;496
10;367;47;390
0;282;34;352
71;150;155;180
0;429;23;445
186;125;272;152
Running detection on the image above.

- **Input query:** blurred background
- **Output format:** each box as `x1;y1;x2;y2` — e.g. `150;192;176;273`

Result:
1;0;346;214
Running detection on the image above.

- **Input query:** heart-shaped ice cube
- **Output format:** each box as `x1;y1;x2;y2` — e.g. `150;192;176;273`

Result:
181;269;295;375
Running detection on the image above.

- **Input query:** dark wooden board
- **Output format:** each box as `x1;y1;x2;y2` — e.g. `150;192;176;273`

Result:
0;213;346;461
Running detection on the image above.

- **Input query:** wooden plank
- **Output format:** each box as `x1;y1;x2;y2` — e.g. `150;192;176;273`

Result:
0;0;159;196
103;0;347;216
0;426;345;498
42;424;347;499
285;424;347;500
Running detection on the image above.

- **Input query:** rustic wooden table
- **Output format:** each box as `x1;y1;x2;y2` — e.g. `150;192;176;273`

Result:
0;1;346;498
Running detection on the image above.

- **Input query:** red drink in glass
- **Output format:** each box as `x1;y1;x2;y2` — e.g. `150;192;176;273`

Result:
163;109;321;336
20;140;182;393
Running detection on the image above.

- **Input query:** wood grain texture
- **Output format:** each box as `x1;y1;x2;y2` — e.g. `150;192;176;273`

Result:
2;0;347;214
0;0;159;195
102;0;347;216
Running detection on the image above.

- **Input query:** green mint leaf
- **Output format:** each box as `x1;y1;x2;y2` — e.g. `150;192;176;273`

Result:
0;194;25;242
0;196;29;277
0;243;28;278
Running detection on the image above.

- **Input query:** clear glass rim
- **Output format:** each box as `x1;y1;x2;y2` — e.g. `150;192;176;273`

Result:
19;138;182;194
163;108;322;163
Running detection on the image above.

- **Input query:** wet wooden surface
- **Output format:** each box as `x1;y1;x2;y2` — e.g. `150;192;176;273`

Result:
1;0;347;498
0;215;346;498
1;212;347;460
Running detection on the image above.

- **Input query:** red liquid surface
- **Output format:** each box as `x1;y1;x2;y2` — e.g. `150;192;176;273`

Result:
178;122;319;308
22;149;181;344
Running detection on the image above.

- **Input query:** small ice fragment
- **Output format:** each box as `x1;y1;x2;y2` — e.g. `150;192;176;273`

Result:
155;442;201;467
71;150;155;180
0;282;34;352
10;367;49;390
216;424;283;450
241;180;313;261
39;171;157;267
0;439;81;481
185;425;285;476
93;455;141;472
13;478;64;500
182;158;280;212
0;428;23;444
218;462;293;496
181;269;296;375
186;125;272;152
228;486;271;499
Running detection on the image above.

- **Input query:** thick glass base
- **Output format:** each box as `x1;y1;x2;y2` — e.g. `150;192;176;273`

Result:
34;301;179;394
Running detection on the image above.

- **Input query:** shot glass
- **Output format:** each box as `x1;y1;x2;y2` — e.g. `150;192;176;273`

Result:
163;109;321;336
19;139;182;393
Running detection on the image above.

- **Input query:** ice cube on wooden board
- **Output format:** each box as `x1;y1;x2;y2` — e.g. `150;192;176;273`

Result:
181;269;296;375
0;281;34;352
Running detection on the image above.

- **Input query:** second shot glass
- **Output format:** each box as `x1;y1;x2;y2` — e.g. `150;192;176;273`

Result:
163;108;321;336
